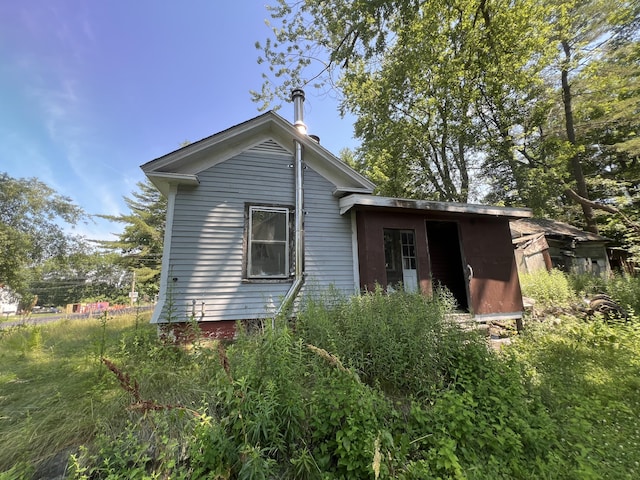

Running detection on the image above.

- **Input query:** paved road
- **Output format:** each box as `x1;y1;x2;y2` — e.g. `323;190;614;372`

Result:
0;305;154;329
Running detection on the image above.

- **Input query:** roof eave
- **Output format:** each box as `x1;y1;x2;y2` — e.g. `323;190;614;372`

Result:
141;111;376;195
332;186;375;198
146;172;200;196
339;193;533;218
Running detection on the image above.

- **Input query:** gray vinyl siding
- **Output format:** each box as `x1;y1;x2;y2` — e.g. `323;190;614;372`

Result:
303;166;356;297
159;142;356;323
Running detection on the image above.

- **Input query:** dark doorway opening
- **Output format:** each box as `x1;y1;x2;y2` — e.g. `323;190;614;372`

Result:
425;221;468;310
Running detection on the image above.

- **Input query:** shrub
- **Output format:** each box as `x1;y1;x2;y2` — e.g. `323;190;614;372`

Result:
296;289;561;478
519;269;575;308
568;272;640;316
188;326;391;479
26;287;639;479
296;288;484;398
607;275;640;314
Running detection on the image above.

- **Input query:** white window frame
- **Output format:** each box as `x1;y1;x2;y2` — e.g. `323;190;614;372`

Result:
247;206;290;279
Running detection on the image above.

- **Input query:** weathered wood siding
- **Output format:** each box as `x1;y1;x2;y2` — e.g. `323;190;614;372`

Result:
158;140;355;323
355;210;523;317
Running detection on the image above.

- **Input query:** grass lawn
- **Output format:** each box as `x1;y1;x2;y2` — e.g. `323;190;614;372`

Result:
0;312;155;478
1;294;640;479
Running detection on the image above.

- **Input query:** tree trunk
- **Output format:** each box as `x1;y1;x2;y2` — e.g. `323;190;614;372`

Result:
561;40;598;233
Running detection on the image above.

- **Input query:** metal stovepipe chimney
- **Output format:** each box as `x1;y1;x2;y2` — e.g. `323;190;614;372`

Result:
274;88;306;321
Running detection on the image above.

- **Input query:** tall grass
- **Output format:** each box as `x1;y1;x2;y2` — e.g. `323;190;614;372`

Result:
296;287;484;397
0;313;158;478
511;319;640;478
570;272;640;313
3;283;640;478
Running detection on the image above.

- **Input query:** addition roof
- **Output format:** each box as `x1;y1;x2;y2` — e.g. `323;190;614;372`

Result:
510;218;610;242
339;193;532;218
141;111;376;197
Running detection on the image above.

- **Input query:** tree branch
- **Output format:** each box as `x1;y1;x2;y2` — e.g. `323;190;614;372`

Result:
564;188;640;233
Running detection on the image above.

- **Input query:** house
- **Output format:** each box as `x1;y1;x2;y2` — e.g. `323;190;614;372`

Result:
510;218;611;277
0;286;19;316
142;90;532;338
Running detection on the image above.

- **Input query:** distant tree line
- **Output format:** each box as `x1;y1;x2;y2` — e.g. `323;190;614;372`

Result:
0;173;164;308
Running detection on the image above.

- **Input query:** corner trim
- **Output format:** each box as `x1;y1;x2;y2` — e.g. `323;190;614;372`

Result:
151;184;178;324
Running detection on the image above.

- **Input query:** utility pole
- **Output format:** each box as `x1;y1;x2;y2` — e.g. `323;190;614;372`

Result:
129;271;136;306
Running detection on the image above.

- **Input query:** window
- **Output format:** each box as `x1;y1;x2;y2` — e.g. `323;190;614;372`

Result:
247;206;290;279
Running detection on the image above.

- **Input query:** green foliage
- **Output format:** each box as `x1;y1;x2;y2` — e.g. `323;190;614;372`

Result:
519;269;576;308
4;286;640;478
299;290;559;478
511;318;640;478
570;272;640;314
0;313;156;478
30;249;130;306
297;288;477;397
99;180;166;298
0;172;86;294
188;327;391;479
70;412;193;480
256;0;640;248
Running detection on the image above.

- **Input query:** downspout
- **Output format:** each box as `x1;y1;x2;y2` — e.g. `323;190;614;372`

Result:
274;88;306;322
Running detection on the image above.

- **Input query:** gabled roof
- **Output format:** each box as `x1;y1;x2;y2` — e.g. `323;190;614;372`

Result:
510;218;609;243
339;194;532;218
141;111;376;197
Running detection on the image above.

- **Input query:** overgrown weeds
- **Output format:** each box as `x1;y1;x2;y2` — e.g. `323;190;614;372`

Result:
511;319;640;478
0;314;156;478
570;272;640;314
519;268;576;308
68;290;562;478
3;281;640;479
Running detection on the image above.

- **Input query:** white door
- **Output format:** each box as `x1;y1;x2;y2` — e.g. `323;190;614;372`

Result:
400;230;418;292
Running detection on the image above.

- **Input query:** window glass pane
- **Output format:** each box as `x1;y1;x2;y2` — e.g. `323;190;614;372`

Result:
251;210;287;241
250;243;286;276
248;207;289;278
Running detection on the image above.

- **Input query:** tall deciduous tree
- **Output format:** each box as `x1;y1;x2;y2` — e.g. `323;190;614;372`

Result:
99;180;166;297
255;0;556;203
255;0;639;238
0;173;85;294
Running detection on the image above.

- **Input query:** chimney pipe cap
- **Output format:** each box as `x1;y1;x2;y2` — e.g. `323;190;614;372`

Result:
291;88;305;101
291;88;307;134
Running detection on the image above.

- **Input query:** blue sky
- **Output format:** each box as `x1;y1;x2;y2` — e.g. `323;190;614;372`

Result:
0;1;357;240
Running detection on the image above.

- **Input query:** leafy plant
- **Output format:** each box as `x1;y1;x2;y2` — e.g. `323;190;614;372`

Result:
4;284;640;479
519;269;576;308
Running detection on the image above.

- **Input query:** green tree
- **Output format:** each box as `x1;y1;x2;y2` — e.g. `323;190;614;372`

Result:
567;36;640;256
0;173;85;294
31;248;129;307
255;0;556;202
255;0;639;233
99;180;166;298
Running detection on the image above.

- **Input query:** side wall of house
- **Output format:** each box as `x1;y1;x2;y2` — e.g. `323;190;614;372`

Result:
546;239;611;277
156;141;355;324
